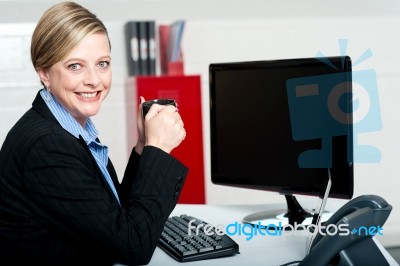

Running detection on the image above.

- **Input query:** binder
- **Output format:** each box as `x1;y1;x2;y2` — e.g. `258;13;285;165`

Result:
167;20;185;62
146;21;156;76
124;21;140;76
158;25;170;75
138;21;149;76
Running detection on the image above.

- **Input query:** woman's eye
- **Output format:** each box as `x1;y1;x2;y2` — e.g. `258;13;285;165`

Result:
69;63;81;71
99;61;110;68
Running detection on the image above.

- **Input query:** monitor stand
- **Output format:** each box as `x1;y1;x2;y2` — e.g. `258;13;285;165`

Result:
242;195;329;229
243;169;333;230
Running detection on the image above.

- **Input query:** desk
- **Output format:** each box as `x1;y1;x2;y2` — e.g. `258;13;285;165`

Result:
148;203;399;266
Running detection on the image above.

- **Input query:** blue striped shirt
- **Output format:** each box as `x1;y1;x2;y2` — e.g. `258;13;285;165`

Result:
40;88;120;206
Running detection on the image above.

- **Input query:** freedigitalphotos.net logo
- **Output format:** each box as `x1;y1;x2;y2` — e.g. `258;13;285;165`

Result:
187;219;384;241
286;39;382;167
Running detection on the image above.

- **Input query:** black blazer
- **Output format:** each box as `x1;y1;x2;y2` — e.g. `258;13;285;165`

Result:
0;92;188;265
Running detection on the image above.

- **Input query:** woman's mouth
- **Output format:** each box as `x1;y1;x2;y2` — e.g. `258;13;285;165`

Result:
76;91;100;100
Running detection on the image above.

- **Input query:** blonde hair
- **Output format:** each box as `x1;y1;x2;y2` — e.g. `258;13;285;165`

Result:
31;1;110;71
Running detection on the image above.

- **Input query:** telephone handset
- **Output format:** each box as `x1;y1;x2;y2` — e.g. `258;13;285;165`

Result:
299;194;393;266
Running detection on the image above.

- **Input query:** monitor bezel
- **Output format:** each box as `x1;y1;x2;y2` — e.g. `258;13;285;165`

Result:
209;56;354;200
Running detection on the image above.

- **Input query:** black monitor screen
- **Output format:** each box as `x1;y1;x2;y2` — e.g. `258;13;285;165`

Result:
209;56;354;199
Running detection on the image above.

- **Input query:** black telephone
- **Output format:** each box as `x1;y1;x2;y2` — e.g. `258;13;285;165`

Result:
299;194;393;266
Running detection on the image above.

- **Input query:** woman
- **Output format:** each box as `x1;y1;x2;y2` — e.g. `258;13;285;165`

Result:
0;2;187;265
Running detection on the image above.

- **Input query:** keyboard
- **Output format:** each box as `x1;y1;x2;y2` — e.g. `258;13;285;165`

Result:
158;214;240;262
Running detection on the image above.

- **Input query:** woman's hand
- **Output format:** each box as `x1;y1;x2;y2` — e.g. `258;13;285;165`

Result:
134;97;146;155
143;102;186;154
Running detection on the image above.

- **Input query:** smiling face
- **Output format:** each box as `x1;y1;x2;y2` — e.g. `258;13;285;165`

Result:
38;33;112;127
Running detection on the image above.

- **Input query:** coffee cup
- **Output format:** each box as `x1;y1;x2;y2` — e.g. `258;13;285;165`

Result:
141;99;177;118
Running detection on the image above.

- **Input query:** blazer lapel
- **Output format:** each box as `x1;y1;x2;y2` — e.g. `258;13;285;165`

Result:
32;90;120;205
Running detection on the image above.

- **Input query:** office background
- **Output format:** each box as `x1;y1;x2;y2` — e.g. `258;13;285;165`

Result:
0;0;399;249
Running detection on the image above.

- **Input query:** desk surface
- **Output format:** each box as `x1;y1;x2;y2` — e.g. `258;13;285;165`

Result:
148;203;399;266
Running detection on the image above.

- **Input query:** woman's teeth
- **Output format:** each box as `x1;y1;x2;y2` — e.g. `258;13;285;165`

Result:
79;92;97;99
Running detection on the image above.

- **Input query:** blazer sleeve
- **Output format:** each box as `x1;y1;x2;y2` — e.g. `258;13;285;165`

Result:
118;148;141;206
23;131;188;265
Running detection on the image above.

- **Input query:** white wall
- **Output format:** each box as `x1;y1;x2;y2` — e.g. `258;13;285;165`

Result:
1;0;400;246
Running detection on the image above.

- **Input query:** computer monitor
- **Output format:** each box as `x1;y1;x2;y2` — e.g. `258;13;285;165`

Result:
209;56;354;227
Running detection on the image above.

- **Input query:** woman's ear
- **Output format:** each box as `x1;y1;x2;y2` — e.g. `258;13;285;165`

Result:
37;68;50;87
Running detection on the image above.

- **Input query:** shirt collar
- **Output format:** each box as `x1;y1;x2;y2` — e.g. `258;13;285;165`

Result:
40;88;98;145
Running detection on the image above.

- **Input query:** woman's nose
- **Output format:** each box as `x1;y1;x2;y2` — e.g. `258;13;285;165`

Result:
83;67;101;87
